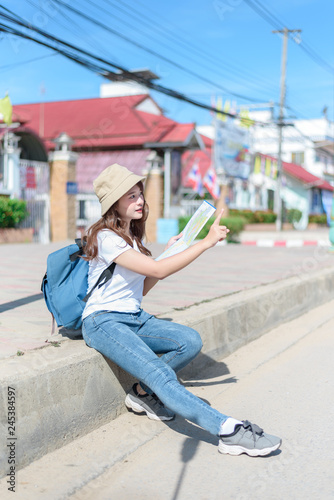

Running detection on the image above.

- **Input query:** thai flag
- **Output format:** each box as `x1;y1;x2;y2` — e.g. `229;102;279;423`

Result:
187;162;204;196
203;167;220;199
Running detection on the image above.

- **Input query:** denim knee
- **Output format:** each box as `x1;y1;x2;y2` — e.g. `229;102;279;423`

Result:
189;330;203;357
142;357;178;392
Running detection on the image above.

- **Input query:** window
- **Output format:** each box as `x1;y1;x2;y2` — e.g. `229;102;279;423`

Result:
267;189;274;211
79;200;86;220
291;152;305;165
311;189;321;212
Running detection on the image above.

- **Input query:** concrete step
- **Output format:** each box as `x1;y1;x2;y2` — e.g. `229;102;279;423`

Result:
1;265;334;481
2;299;334;500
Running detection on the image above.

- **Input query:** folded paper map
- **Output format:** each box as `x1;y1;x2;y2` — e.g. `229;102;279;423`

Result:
156;201;216;261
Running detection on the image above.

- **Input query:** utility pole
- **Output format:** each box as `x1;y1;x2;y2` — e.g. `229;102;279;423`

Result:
272;28;301;231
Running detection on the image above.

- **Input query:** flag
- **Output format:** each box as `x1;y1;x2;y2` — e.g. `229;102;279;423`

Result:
254;155;261;174
0;95;13;125
222;100;231;121
239;108;254;128
187;161;203;196
265;157;271;177
272;159;278;179
216;97;230;122
216;97;225;121
203;166;220;199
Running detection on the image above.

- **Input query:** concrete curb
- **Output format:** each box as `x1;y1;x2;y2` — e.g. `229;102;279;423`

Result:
1;266;334;478
241;240;330;247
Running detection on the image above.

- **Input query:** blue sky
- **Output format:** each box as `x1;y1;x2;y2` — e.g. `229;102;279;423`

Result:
0;0;333;126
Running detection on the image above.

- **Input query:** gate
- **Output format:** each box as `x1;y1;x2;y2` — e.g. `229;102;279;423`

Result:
76;193;100;236
19;160;50;243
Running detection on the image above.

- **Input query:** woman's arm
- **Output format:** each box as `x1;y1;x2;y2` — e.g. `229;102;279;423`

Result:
114;210;229;280
143;277;159;296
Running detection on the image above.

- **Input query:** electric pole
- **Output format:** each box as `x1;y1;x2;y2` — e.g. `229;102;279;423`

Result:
272;27;301;231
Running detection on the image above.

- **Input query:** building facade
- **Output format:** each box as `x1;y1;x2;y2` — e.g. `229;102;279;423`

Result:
198;112;334;225
11;77;206;242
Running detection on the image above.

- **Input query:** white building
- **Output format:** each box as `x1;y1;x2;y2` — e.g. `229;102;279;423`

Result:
198;112;334;224
249;111;334;186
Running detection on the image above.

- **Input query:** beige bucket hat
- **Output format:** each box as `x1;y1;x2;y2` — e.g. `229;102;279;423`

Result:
94;163;146;216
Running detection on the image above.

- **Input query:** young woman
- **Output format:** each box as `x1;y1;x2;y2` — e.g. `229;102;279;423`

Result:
82;163;281;457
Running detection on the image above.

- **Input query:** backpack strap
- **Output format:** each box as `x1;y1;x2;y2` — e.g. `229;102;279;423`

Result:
69;238;86;262
83;262;116;303
69;238;116;302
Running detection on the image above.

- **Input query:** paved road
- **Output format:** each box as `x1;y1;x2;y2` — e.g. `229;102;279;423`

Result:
3;299;333;500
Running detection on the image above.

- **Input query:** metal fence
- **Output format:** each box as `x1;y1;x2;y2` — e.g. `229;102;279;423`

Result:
76;193;101;236
179;199;204;217
19;160;50;243
76;191;210;237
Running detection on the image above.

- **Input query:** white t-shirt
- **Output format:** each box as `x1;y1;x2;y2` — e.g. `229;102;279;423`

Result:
82;229;145;319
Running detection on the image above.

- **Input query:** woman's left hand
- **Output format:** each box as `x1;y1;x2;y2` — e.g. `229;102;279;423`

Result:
164;232;183;250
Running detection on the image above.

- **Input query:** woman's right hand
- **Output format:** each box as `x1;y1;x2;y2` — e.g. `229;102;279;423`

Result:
164;232;183;251
204;209;230;248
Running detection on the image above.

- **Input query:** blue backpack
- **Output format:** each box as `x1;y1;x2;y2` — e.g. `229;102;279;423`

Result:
41;239;115;332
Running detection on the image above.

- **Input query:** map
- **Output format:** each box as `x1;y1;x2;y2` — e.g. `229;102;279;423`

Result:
156;201;216;261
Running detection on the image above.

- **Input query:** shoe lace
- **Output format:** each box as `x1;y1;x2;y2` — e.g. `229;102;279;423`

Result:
243;420;263;442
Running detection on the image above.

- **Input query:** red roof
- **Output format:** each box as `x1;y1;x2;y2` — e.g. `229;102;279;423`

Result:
283;161;333;191
201;134;213;148
12;95;198;151
258;153;333;192
159;123;195;144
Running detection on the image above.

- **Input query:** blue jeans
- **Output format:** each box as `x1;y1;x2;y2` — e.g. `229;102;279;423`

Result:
82;309;228;436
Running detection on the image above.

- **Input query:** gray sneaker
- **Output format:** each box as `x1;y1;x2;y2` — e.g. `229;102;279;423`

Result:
125;385;175;421
219;420;282;457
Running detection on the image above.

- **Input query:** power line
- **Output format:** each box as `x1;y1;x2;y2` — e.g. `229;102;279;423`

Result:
93;0;279;95
0;52;57;71
0;22;111;74
243;0;282;30
244;0;334;75
0;7;269;124
104;0;279;89
246;0;334;128
50;0;269;104
24;0;124;66
297;39;334;75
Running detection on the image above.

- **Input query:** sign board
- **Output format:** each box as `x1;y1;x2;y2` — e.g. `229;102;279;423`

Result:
26;166;37;189
66;182;78;194
215;120;250;179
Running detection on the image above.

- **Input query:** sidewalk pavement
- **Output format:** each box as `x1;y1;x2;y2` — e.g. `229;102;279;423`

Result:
0;226;333;360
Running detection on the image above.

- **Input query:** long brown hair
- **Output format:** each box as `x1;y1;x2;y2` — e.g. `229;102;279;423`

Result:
83;181;152;260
